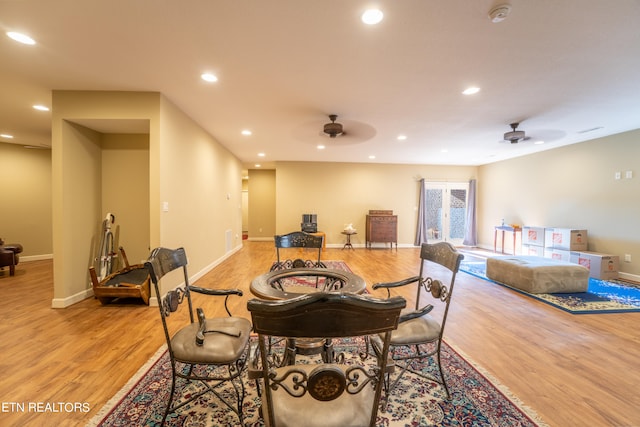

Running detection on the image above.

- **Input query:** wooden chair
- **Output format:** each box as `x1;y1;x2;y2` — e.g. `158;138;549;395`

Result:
247;292;406;427
270;231;326;271
371;241;463;399
145;247;252;425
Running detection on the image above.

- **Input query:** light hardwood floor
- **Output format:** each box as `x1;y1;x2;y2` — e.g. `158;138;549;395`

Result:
1;241;639;427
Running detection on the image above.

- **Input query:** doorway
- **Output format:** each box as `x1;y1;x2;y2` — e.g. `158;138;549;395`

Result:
424;182;468;246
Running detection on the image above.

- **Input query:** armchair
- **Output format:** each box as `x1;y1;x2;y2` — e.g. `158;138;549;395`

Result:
371;241;463;399
0;239;23;276
270;231;325;271
247;292;406;427
145;247;252;425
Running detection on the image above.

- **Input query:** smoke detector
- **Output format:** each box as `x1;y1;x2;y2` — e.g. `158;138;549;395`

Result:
489;4;511;23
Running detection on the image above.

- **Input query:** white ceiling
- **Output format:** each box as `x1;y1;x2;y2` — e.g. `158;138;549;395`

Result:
1;0;640;167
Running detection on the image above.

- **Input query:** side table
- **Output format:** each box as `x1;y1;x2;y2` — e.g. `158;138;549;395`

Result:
494;225;522;255
341;231;356;249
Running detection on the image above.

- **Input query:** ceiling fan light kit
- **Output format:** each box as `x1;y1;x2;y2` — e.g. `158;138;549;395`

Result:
323;114;344;138
504;122;526;143
489;4;511;23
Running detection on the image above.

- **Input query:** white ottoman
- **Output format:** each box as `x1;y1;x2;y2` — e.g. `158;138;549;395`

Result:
486;256;589;294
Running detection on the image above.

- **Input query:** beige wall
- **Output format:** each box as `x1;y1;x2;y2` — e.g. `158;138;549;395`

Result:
7;91;639;293
157;96;244;290
0;143;52;257
274;162;477;247
247;169;276;239
51;91;160;307
101;134;150;266
50;91;243;307
478;129;640;276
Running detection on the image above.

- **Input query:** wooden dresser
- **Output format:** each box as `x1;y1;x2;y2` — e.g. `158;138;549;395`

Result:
365;210;397;249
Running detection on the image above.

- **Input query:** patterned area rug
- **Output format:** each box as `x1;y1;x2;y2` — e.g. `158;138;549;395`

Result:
88;338;546;427
460;260;640;314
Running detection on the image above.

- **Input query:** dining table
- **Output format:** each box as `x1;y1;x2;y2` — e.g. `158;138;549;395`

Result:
250;267;367;300
249;267;368;364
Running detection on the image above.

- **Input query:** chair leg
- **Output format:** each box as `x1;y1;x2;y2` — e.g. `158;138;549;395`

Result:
230;363;246;425
435;349;451;399
9;264;15;276
161;367;178;426
160;357;247;426
384;344;451;400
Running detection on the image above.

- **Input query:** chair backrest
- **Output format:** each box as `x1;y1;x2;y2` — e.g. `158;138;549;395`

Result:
273;231;324;268
248;292;406;426
145;247;196;342
249;292;406;338
415;241;464;324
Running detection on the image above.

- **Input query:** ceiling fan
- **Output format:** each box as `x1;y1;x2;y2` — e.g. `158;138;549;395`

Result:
502;122;529;144
323;114;344;138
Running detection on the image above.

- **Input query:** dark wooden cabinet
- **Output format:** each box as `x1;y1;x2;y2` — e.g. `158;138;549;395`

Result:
366;210;397;249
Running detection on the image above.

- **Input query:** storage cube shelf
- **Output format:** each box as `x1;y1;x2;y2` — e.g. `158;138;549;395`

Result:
521;226;618;280
570;251;619;280
522;226;546;247
545;228;588;251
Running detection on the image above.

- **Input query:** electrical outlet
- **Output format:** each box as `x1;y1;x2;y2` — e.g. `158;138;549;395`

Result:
624;254;631;263
626;170;633;179
615;172;621;180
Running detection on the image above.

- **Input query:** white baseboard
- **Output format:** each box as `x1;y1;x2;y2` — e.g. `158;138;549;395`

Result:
51;288;94;308
618;271;640;282
21;254;53;262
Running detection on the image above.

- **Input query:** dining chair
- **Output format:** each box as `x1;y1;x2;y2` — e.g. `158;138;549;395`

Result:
270;231;326;271
247;292;406;427
145;247;252;425
371;241;463;399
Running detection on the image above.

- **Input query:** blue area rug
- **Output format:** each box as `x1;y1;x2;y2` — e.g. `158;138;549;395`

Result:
460;260;640;314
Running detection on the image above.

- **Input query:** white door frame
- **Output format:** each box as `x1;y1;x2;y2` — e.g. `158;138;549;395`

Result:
424;181;469;246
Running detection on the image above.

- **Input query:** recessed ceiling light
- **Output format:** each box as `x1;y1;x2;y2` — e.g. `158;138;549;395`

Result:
317;145;325;150
254;164;261;168
397;135;407;141
441;149;449;153
6;31;36;45
258;152;265;157
368;155;376;159
462;87;480;95
241;129;252;136
362;9;383;25
33;105;49;111
201;73;218;83
1;133;14;139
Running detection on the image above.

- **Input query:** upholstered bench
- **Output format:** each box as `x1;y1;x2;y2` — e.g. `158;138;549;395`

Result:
486;256;589;294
